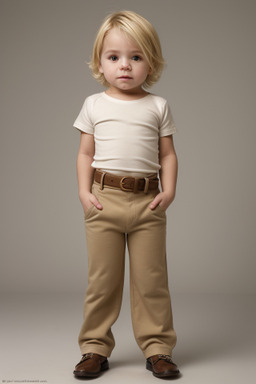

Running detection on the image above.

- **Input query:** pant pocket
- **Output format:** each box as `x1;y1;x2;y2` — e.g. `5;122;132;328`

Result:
84;183;101;221
84;204;96;220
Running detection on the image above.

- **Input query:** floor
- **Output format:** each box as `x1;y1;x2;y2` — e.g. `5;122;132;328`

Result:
0;292;255;384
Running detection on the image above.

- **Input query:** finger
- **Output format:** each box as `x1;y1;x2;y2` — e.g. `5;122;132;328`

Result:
149;196;161;210
91;195;103;210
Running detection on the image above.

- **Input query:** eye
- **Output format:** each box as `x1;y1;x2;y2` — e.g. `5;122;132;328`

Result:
109;55;118;61
132;56;141;61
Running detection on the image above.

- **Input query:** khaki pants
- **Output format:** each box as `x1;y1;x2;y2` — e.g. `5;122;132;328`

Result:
78;180;177;359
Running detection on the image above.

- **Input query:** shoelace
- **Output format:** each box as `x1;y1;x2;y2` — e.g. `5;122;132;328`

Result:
151;354;175;365
80;353;94;362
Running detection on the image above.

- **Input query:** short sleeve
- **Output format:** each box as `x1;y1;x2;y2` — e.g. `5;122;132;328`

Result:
159;101;177;137
73;97;94;134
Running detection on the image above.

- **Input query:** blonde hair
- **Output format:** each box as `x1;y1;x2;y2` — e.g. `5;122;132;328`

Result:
89;10;165;88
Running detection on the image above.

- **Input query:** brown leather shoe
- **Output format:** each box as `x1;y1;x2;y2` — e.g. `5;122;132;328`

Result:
73;353;109;378
146;354;180;378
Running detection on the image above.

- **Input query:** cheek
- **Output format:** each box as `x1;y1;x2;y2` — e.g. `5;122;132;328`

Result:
99;57;108;74
138;66;151;79
99;62;114;77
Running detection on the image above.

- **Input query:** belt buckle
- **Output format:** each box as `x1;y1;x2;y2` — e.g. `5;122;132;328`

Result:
120;177;133;192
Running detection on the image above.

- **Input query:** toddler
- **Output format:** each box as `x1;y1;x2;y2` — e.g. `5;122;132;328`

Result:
73;10;180;379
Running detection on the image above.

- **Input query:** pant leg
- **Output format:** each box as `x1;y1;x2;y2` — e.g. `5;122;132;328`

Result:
78;183;126;357
127;191;177;359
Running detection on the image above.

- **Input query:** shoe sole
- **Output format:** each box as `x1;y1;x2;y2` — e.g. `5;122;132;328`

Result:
146;361;180;378
74;360;109;378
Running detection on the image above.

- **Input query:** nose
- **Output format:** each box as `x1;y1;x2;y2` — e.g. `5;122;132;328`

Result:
120;58;131;71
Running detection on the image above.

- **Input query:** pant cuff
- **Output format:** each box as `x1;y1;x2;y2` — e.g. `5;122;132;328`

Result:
80;345;112;358
144;346;173;360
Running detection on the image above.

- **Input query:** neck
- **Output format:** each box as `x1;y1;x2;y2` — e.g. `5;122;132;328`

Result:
105;87;149;101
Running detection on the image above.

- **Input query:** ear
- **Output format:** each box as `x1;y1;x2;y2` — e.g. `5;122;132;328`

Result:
99;63;104;74
148;67;153;75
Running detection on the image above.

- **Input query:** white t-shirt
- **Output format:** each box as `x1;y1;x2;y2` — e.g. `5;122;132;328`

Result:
73;92;176;176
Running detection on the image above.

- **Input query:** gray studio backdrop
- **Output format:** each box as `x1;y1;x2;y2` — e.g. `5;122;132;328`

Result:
1;0;255;294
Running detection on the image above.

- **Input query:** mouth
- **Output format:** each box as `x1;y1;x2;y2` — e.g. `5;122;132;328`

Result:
118;76;132;79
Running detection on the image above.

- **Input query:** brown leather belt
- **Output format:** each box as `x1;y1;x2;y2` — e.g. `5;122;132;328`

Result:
94;170;159;193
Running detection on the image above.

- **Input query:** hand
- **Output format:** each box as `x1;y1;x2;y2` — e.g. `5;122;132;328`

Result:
149;191;175;211
79;191;103;213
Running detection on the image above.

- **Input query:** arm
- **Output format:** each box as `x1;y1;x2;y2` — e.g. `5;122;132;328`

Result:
150;135;178;210
77;132;102;212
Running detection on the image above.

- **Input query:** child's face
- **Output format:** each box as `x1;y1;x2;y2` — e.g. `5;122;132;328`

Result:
99;28;151;96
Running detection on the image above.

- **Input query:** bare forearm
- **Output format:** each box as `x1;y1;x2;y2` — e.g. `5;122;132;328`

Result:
159;151;178;200
76;133;102;211
77;153;94;197
150;139;178;211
